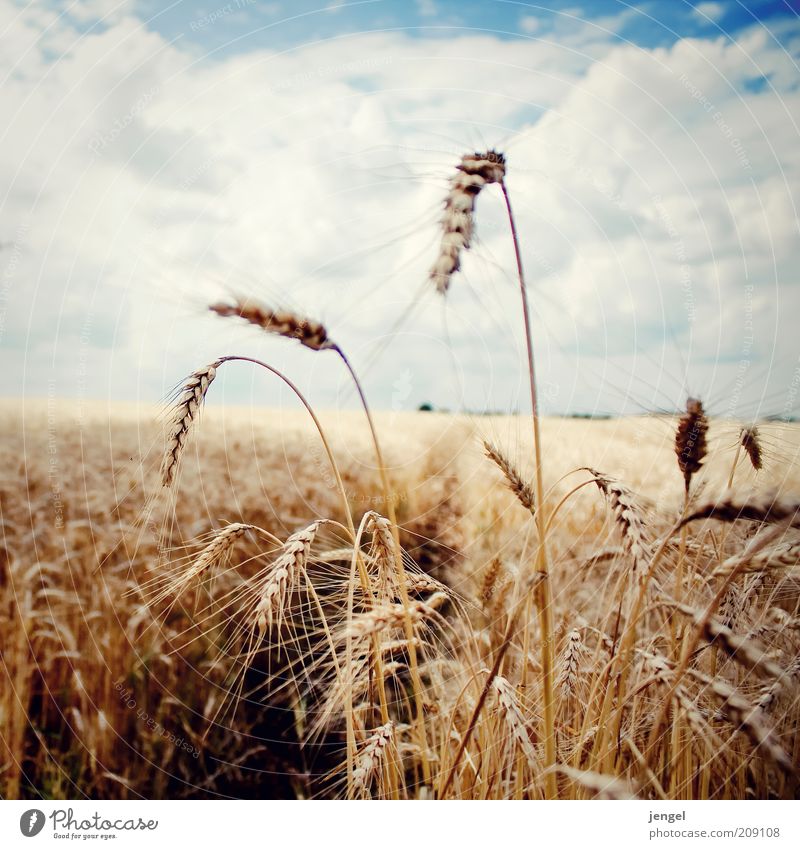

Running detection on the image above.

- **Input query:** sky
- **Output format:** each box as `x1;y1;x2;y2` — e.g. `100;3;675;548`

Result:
1;0;799;417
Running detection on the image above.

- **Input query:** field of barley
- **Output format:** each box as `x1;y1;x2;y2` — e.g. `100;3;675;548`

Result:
1;395;799;800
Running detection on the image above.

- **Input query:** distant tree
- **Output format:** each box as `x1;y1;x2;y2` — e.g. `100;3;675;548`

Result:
418;402;434;412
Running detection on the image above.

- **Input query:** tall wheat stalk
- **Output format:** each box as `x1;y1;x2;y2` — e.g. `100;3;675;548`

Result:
499;177;557;799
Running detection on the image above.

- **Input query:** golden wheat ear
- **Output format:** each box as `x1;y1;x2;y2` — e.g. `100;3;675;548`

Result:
430;150;506;293
209;298;334;351
483;440;535;513
161;360;222;487
350;721;395;799
581;468;650;570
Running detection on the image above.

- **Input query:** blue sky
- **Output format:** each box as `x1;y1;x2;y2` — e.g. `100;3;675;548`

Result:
131;1;799;53
1;0;799;417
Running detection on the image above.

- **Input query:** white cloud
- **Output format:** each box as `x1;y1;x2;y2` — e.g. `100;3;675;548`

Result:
0;1;797;418
693;3;725;23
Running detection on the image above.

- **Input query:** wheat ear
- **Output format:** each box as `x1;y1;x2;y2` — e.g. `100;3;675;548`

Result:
550;765;635;800
714;539;800;577
346;592;447;639
492;675;538;770
483;441;535;513
671;602;783;678
582;468;649;569
193;523;253;576
741;426;763;471
557;628;584;699
756;656;800;713
351;721;395;798
210;299;333;351
255;521;325;633
161;360;222;486
430;151;506;294
675;397;708;494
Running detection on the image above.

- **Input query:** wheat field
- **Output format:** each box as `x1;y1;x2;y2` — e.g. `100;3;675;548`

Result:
2;395;799;800
2;152;800;802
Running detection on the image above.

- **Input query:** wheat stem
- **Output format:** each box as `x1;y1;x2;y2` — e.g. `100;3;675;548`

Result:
500;180;556;799
332;345;431;787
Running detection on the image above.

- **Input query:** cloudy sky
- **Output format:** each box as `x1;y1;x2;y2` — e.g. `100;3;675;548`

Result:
1;0;798;417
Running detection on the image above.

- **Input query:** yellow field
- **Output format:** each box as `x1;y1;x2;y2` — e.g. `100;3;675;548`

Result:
1;400;799;799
